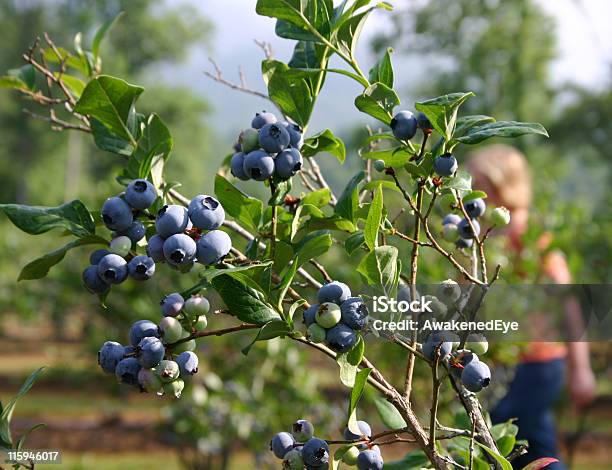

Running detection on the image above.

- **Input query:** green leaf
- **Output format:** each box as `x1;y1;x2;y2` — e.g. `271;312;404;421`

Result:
362;146;413;168
52;73;85;97
335;171;366;222
256;0;311;32
275;257;299;311
335;3;387;59
0;367;45;447
214;175;263;231
461;190;487;203
455;121;549;145
454;115;496;137
491;421;518;440
42;47;89;76
357;245;399;295
18;235;107;281
382;450;429;470
269;179;292;206
92;11;124;61
16;423;45;451
211;275;281;325
294;230;332;265
302;188;331;207
355;82;400;125
74;75;144;144
465;438;513;470
7;65;35;90
91;119;134;156
349;367;371;414
0;200;95;237
301;129;346;163
415;92;474;141
0;76;27;90
344;231;365;254
373;395;407;429
364;184;383;250
198;261;273;283
443;169;472;192
363;179;403;194
241;320;291;355
497;435;516;456
368;47;394;88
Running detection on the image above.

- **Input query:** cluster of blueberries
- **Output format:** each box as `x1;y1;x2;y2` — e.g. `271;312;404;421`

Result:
97;292;210;397
270;419;383;469
302;281;368;354
440;197;487;249
81;178;232;295
230;111;304;181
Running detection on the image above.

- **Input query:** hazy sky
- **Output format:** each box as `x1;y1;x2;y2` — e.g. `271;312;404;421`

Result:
164;0;612;135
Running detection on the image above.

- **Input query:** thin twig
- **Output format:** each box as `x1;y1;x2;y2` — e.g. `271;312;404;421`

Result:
204;57;270;101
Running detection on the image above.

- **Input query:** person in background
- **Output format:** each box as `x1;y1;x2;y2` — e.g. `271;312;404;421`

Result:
467;145;596;470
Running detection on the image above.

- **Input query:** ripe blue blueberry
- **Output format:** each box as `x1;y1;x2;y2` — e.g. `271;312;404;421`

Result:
137;336;165;368
344;420;372;440
109;235;132;257
461;360;491;392
97;254;128;284
318;281;351;305
159;316;184;344
340;297;369;330
176;351;199;376
83;265;110;294
243;149;275;181
127;255;156;281
303;304;319;327
442;214;461;226
196;230;232;265
239;128;260;153
274;148;303;179
416;112;433;132
119;220;146;243
138;368;163;394
154;359;180;383
456;237;473;249
163;233;197;266
270;432;295;459
292;419;314;442
451;349;480;379
90;249;110;265
125;179;157;209
188;195;225;230
147;234;165;262
161;292;185;317
129;319;159;347
437;279;461;303
258;122;290;153
302;438;329;467
230;152;249;181
251;111;277;129
357;449;384;470
281;122;304;149
283;448;304;469
457;218;480;239
390;110;418;140
155;205;190;238
115;357;141;386
326;324;357;353
422;332;453;360
434;154;458;177
464;198;486;219
98;341;126;374
101;196;133;231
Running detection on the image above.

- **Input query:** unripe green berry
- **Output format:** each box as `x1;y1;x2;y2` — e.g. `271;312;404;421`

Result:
155;360;180;382
341;446;360;465
437;279;461;303
373;159;386;172
442;223;460;242
315;302;342;328
184;295;210;316
491;206;511;226
159;317;183;344
195;315;208;332
283;448;304;469
466;333;488;355
239;128;260;153
138;368;163;394
163;378;185;398
307;323;326;343
109;236;132;257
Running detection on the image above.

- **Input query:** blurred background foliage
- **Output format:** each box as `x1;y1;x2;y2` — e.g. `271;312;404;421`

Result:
0;0;610;469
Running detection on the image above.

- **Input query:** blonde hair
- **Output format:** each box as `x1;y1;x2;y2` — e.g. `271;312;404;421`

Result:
466;144;532;209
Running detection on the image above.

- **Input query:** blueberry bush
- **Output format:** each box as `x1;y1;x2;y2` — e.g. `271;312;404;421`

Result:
0;1;551;469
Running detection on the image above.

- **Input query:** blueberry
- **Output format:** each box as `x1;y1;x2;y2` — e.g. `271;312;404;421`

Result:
83;265;110;294
159;316;184;344
195;315;208;331
456;237;473;249
188;195;225;230
243;149;275;181
196;230;231;265
163;233;197;266
163;378;185;398
442;214;461;226
303;304;319;327
434;154;458;177
230;152;249;181
422;331;453;360
270;432;295;459
292;419;314;442
283;448;304;469
326;324;357;353
390;110;418;140
307;324;327;343
442;223;460;242
317;281;351;305
176;351;199;376
119;221;146;243
127;255;156;281
252;111;277;129
259;123;290;153
373;159;386;173
461;360;491;392
147;234;166;262
344;421;372;440
161;292;185;317
457;218;480;239
422;295;447;316
451;349;480;379
154;359;180;383
465;333;488;355
302;438;329;467
416;112;433;132
97;254;128;284
138;368;163;394
184;296;210;316
129;319;159;347
340;297;369;330
109;235;132;257
437;279;461;303
98;341;126;374
357;449;384;470
315;302;341;329
464;198;486;219
115;357;141;386
90;249;110;265
101;196;133;231
342;446;360;465
274;148;303;179
125;179;157;209
281;122;304;149
491;206;511;226
137;336;165;368
155;205;190;238
239;128;260;154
